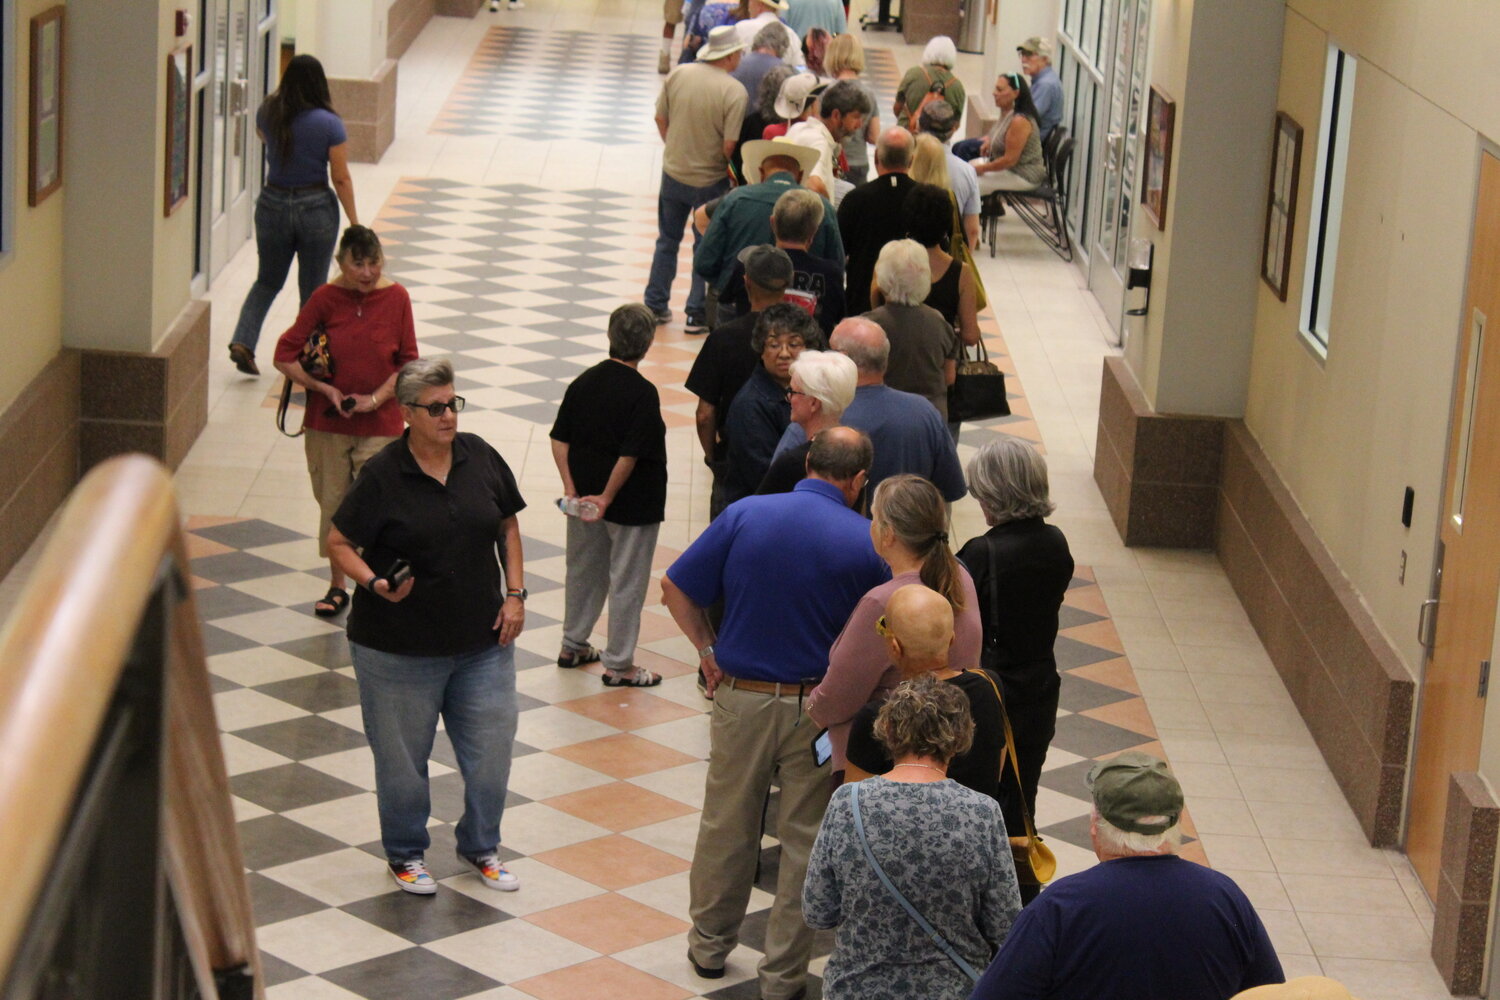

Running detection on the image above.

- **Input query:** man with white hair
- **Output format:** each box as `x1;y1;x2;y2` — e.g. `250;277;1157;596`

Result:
865;238;960;420
893;35;965;130
756;350;858;493
1018;36;1063;140
971;752;1285;1000
734;0;801;66
770;316;966;501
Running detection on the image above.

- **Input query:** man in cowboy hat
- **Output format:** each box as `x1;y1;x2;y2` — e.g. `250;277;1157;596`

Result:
693;138;842;323
647;25;748;333
970;752;1285;1000
1017;36;1062;140
734;0;802;67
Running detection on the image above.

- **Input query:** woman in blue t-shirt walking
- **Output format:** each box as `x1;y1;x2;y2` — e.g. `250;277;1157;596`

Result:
228;54;359;375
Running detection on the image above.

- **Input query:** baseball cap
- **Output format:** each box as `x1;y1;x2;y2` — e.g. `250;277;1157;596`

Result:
738;244;794;291
1017;36;1053;57
1086;751;1183;835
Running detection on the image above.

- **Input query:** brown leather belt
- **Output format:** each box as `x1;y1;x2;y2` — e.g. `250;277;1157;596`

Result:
723;676;812;696
265;183;329;194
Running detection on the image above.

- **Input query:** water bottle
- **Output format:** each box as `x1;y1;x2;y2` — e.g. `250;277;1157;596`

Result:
556;497;600;520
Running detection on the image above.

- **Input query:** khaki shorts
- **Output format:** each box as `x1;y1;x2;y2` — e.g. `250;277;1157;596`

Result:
304;428;398;556
664;0;683;23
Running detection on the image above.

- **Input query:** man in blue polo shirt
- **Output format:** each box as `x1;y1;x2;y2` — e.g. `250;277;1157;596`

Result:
662;426;888;1000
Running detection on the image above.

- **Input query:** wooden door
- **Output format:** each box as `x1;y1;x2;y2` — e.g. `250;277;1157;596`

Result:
1408;152;1500;895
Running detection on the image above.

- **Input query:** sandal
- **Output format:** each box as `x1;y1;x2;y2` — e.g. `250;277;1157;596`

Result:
602;666;662;688
314;586;349;617
557;643;602;669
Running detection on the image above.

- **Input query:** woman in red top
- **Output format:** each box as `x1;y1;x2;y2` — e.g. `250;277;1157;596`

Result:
275;225;419;616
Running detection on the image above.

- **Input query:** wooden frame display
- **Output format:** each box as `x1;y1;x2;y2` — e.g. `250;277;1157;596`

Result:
1260;111;1304;301
1141;84;1175;230
28;6;64;206
164;46;192;216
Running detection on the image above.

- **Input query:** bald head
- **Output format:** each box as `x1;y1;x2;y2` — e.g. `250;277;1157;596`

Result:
875;128;914;174
830;316;889;379
886;584;955;666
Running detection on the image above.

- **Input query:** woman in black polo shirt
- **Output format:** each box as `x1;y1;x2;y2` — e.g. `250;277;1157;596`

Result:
327;357;528;896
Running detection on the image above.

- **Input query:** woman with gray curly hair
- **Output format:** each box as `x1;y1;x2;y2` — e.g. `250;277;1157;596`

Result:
956;435;1073;902
804;673;1020;999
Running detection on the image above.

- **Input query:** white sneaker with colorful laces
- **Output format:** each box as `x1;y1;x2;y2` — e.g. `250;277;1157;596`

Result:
389;858;437;895
459;850;520;891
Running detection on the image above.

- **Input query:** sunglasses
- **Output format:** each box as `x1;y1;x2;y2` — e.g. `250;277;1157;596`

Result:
875;615;892;638
784;387;808;400
407;396;466;417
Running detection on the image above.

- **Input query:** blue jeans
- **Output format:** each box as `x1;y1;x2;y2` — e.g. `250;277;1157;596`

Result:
646;171;730;315
351;640;518;861
230;186;341;352
952;138;983;161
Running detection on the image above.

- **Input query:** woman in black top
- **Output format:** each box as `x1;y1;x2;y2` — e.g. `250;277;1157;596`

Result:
328;357;528;896
956;436;1073;902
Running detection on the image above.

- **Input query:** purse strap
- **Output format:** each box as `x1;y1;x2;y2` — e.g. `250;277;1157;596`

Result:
974;541;1039;844
962;337;989;364
850;782;981;983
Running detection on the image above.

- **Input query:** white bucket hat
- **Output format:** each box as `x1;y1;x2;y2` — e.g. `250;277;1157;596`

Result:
773;72;823;120
698;25;746;62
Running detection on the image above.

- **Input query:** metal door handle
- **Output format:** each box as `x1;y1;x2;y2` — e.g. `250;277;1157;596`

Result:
229;78;249;116
1418;598;1440;648
1107;132;1123;171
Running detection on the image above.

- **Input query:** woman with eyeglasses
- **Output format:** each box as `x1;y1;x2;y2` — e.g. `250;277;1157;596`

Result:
806;474;983;781
973;72;1048;195
274;225;417;617
324;357;529;896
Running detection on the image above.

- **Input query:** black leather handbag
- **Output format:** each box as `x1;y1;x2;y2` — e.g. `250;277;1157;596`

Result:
948;340;1010;422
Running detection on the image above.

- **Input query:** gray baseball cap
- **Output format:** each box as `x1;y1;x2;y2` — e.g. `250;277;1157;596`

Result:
738;244;794;290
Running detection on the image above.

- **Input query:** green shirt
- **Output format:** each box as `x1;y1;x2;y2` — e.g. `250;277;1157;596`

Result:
692;173;845;292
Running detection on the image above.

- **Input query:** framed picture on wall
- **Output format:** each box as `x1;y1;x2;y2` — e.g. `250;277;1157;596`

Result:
28;6;65;206
164;46;192;216
1141;85;1175;230
1261;111;1304;301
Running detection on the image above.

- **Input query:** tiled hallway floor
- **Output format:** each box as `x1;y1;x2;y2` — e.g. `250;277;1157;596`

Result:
163;3;1454;998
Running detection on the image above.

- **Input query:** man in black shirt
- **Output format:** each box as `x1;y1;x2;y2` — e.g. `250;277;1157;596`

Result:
837;128;916;313
716;188;846;334
550;304;669;687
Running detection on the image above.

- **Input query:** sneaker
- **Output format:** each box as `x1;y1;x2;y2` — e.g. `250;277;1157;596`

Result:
508;0;524;7
459;850;520;891
488;0;499;8
650;307;672;325
684;310;708;334
389;858;437;894
658;50;671;74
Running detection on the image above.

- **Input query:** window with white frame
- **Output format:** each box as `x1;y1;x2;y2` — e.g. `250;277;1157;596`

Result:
1300;43;1356;356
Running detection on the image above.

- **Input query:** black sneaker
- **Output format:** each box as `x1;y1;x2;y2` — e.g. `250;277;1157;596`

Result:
651;307;672;325
684;310;708;334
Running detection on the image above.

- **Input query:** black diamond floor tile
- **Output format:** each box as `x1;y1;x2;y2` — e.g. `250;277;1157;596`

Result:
1057;672;1137;713
273;633;353;670
256;671;363;713
238;814;349;871
193;585;279;620
231;762;367;812
1058;604;1106;629
339;887;513;945
320;947;501;1000
1053;634;1122;670
235;716;370;760
202;623;262;656
191;519;307;549
1049;713;1155;759
247;871;328;926
192;550;300;584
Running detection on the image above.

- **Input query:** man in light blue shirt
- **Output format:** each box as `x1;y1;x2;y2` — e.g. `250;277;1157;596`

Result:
785;0;847;38
1019;36;1063;140
917;101;981;250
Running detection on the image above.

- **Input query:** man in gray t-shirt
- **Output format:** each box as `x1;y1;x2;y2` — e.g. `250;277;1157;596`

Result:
647;26;749;332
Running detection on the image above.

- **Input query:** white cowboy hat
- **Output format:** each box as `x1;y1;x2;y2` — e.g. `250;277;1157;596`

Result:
697;25;747;61
740;138;821;181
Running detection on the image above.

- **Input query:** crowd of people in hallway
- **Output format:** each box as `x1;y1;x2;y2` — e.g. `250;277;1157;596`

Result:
208;19;1375;1000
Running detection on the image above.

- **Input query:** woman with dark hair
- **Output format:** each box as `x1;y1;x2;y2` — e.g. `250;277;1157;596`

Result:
274;226;417;617
808;474;982;777
229;54;358;375
888;179;979;350
973;72;1048;194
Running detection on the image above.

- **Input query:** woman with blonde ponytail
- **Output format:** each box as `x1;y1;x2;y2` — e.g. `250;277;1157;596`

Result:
807;474;982;778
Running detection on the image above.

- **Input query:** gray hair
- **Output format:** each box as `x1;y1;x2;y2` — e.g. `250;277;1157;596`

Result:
751;21;790;57
789;350;857;419
873;239;931;305
1093;809;1183;856
829;316;889;374
922;35;957;68
965;436;1056;523
395;357;454;405
874;674;974;764
757;65;797;121
751;303;824;353
875;127;914;170
918;100;958;141
807;426;873;481
772;188;824;245
820;78;873;119
607;303;657;361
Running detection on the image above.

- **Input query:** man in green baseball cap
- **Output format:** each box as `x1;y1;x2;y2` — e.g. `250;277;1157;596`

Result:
970;751;1285;1000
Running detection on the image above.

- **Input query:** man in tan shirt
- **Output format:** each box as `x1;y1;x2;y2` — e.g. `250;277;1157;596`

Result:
647;26;748;333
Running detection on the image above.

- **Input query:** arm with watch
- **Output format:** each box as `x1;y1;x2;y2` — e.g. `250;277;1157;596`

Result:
494;514;527;646
660;573;721;694
326;525;416;602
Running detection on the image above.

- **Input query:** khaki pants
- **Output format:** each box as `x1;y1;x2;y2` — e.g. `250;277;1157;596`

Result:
688;682;834;1000
304;428;397;556
664;0;683;22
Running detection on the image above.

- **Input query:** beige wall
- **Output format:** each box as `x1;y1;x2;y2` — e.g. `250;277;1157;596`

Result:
0;0;69;412
1245;5;1479;687
150;0;198;344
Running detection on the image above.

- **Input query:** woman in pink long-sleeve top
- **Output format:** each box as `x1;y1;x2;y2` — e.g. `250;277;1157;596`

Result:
807;474;982;778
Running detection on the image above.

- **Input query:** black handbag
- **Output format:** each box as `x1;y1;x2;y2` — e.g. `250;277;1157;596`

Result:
276;323;334;438
948;340;1010;422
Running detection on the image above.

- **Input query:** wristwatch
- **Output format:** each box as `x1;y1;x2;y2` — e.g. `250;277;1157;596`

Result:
698;644;716;660
506;587;528;601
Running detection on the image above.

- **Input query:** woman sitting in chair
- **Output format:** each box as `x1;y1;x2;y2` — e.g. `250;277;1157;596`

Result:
973;73;1048;195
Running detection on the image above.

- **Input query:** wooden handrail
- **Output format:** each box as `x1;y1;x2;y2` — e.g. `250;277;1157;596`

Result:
0;455;262;998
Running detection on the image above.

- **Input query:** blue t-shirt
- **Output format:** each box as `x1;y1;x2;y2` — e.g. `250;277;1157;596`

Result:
1030;65;1063;140
666;478;889;683
972;855;1284;1000
258;106;347;187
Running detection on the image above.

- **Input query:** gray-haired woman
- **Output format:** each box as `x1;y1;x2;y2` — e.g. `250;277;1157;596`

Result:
326;357;528;896
956;435;1073;903
804;674;1020;999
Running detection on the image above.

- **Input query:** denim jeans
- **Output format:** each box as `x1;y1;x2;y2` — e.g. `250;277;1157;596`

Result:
230;185;341;352
350;640;518;861
952;137;983;161
645;171;730;315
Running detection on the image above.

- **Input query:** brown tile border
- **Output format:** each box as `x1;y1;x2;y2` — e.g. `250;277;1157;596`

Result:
0;351;81;581
1434;773;1499;994
435;0;485;17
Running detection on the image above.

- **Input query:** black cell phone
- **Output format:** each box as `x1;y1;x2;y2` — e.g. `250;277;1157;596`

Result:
385;558;412;588
811;728;832;768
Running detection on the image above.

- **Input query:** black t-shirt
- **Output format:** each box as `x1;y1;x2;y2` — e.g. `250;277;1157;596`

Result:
333;432;527;657
549;360;668;525
837;173;916;314
845;670;1004;803
684;310;760;459
719;248;847;335
756;440;810;495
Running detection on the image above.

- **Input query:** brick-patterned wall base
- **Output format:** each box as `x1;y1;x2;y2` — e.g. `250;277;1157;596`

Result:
0;352;81;580
388;0;436;59
1434;773;1499;994
329;60;397;164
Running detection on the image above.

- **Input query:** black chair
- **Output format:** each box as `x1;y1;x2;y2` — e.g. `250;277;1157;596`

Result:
1042;125;1068;173
998;135;1075;262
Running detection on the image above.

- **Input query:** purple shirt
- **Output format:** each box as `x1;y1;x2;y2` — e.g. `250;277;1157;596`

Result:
258;106;347;187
